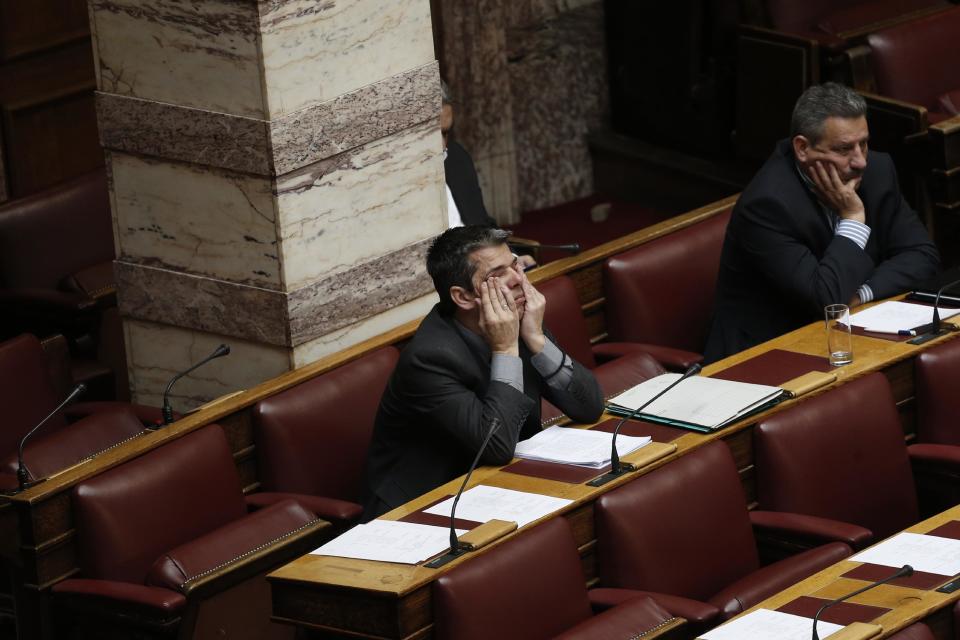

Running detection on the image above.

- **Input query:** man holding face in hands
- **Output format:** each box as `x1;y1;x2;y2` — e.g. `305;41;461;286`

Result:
705;82;938;362
362;226;603;520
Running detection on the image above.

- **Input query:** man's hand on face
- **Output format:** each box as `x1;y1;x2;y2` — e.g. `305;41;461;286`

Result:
477;277;520;356
809;161;865;224
517;266;546;354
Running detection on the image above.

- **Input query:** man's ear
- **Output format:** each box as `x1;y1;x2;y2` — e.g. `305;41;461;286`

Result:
449;286;477;311
793;135;810;163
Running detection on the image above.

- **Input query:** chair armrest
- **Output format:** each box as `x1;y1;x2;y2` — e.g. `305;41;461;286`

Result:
750;510;873;551
555;596;681;640
708;542;851;620
0;288;96;312
909;443;960;468
928;114;960;174
147;499;330;599
588;588;719;625
244;492;363;526
52;578;186;615
592;342;702;372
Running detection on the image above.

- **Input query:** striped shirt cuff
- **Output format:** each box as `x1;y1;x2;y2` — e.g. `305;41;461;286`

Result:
836;218;870;250
857;284;874;304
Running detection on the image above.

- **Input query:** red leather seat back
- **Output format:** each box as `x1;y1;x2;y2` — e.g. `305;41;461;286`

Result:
603;208;731;353
433;518;592;640
767;0;843;33
755;373;918;541
768;0;945;36
0;334;65;456
0;169;113;290
595;441;759;602
253;346;399;502
868;7;960;114
539;275;597;369
72;424;247;584
888;622;934;640
915;338;960;445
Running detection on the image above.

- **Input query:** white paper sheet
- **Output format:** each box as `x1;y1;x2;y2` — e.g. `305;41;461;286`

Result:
608;374;783;429
309;520;465;564
423;485;573;528
849;300;960;334
851;531;960;576
698;608;843;640
513;425;651;468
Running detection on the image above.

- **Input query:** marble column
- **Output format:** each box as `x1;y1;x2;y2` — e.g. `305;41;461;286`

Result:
88;1;444;409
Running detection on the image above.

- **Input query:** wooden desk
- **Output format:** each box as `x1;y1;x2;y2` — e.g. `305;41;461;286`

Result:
267;317;960;639
705;504;960;639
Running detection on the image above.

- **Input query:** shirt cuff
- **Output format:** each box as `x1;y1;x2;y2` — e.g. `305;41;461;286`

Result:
531;338;573;388
491;353;523;392
857;284;874;304
836;219;870;250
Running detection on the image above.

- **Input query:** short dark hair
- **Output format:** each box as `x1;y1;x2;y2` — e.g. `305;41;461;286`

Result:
790;82;867;145
427;226;511;314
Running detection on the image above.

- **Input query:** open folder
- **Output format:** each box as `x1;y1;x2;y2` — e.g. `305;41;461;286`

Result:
607;373;786;433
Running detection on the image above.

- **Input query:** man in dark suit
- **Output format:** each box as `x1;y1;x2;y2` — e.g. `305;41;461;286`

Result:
441;80;496;227
362;226;603;520
705;83;938;362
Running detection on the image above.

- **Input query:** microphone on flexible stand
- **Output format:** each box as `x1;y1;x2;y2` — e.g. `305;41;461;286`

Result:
508;242;581;255
588;363;702;487
159;344;230;426
909;278;960;345
811;564;913;640
425;417;502;569
12;383;86;493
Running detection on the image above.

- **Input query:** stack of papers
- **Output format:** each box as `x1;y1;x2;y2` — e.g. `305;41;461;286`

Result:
513;425;651;468
424;485;573;528
850;300;960;334
851;531;960;575
608;374;785;433
698;609;842;639
310;520;465;564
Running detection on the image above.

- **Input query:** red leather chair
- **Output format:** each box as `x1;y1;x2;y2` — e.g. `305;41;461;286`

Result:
867;6;960;124
602;207;731;371
433;517;679;640
889;622;934;640
754;373;960;547
538;275;665;424
52;424;329;639
592;441;850;630
250;346;400;526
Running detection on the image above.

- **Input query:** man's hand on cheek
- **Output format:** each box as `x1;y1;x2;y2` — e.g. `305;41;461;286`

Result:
476;277;520;356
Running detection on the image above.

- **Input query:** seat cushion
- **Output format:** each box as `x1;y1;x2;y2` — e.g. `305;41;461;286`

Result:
72;424;247;584
433;518;593;640
553;595;673;640
245;491;362;525
147;499;317;592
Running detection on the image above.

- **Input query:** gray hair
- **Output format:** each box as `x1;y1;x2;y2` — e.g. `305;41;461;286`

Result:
790;82;867;144
440;79;453;106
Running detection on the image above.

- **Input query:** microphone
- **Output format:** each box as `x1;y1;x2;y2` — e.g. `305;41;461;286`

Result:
909;278;960;345
508;242;581;255
812;564;913;640
425;417;502;569
14;383;86;493
160;344;230;426
588;363;702;487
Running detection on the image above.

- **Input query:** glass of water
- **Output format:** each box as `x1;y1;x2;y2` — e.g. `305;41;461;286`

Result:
825;303;853;366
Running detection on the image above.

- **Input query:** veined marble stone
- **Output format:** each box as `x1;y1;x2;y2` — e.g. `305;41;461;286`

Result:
257;0;434;118
276;119;445;290
89;0;265;118
124;319;291;411
110;153;282;289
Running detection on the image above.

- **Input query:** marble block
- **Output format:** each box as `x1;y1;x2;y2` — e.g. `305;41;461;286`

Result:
257;0;435;118
110;153;282;289
124;319;291;411
276;119;446;290
88;0;266;118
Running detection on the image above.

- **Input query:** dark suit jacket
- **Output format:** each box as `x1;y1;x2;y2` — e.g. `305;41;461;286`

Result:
704;139;939;362
362;305;603;520
445;141;496;227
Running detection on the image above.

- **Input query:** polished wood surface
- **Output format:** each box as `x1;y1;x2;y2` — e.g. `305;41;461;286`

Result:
267;310;960;639
709;503;960;639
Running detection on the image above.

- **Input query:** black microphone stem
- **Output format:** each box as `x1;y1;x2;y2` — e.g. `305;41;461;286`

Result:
812;564;913;640
17;383;86;491
447;418;502;553
161;344;230;425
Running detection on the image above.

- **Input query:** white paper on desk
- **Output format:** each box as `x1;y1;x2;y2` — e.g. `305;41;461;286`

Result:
424;485;572;528
850;300;960;333
851;531;960;576
309;520;466;565
698;608;843;640
513;425;651;468
609;374;782;429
